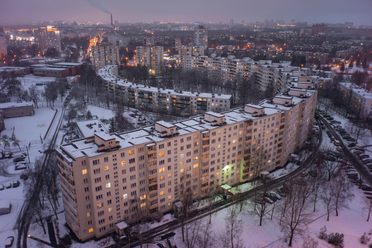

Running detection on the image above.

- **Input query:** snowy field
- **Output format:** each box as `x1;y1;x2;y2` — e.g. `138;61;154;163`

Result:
87;105;115;120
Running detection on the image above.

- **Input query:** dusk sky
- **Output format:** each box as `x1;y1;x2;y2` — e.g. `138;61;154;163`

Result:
1;0;372;25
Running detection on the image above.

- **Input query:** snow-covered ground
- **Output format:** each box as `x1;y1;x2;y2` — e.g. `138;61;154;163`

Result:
169;184;371;248
0;105;63;245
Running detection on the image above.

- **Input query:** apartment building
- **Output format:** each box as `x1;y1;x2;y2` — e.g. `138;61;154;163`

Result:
90;43;120;70
98;65;231;116
35;26;62;52
57;85;317;241
338;82;372;120
136;45;164;76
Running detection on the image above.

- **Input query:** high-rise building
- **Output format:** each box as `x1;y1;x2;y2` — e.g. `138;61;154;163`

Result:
57;84;317;241
90;43;120;70
36;26;61;52
136;45;163;76
0;27;7;59
194;25;208;49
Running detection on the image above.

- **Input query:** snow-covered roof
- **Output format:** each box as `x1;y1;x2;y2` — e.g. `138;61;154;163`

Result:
339;82;372;100
98;65;232;101
59;86;315;160
0;102;33;109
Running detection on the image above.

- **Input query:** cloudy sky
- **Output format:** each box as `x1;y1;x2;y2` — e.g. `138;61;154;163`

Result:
1;0;371;25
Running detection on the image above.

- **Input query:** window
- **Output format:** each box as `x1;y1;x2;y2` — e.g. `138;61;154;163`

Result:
88;228;94;233
104;165;109;171
82;169;88;175
158;151;165;157
120;160;126;167
106;182;111;188
128;149;134;156
123;193;128;199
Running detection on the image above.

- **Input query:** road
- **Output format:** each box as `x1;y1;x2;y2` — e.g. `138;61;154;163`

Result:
108;119;323;248
317;114;372;186
16;104;67;248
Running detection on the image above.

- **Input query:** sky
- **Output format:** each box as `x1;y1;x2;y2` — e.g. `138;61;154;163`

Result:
0;0;372;26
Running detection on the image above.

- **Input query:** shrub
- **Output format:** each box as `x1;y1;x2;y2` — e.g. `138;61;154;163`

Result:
327;232;344;248
319;226;328;240
360;232;370;244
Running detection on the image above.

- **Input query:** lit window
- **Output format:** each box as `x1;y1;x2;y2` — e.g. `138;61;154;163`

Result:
140;203;146;208
193;163;199;168
104;165;109;171
82;169;88;175
168;195;172;200
120;160;126;167
180;168;184;173
123;193;127;199
159;167;165;173
108;207;112;213
160;191;164;196
88;228;94;233
106;182;111;188
86;212;91;217
158;151;165;157
128;150;134;156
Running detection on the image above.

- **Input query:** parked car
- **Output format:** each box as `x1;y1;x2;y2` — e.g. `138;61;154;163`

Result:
12;180;20;188
348;143;356;148
359;154;369;160
13;155;25;163
0;184;4;190
4;236;14;248
5;183;12;189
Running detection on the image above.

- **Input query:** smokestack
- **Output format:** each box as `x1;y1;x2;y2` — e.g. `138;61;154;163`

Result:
110;13;113;26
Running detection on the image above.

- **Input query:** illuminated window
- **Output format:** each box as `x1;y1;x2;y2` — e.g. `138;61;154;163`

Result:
158;151;165;157
105;182;111;188
140;203;146;208
180;168;184;173
86;212;91;217
160;176;165;181
232;139;236;144
168;195;172;200
193;163;199;168
108;207;112;213
104;165;109;171
159;167;165;173
128;150;134;156
120;160;126;167
88;228;94;233
160;191;165;196
82;169;88;175
123;193;128;199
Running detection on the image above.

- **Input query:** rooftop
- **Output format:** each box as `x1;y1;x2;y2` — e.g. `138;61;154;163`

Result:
98;65;232;100
59;86;315;160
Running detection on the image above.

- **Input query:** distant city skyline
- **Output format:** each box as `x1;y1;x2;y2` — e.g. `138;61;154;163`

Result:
1;0;371;26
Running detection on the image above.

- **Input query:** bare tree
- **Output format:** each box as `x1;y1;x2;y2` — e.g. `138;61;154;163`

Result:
184;219;202;248
332;170;354;217
364;198;372;222
279;178;312;247
220;206;244;248
197;220;215;248
320;180;335;221
29;85;40;108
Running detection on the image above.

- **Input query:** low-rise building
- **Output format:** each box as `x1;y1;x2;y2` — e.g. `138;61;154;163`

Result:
98;65;231;116
0;102;34;118
338;82;372;120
